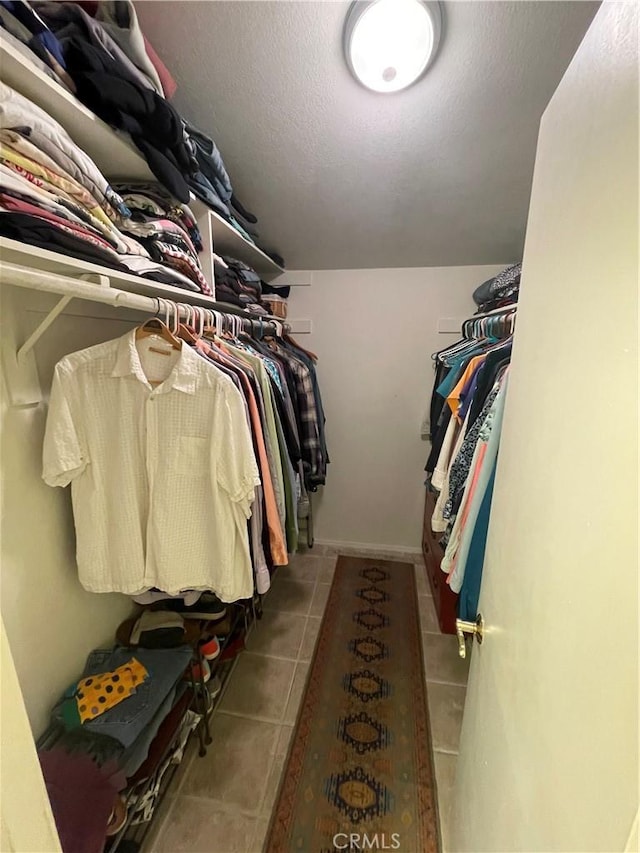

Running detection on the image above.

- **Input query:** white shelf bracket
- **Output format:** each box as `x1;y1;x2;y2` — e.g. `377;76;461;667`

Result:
16;272;110;361
1;293;41;407
17;295;73;362
3;271;113;406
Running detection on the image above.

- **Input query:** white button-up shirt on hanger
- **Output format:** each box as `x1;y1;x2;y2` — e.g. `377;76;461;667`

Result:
43;329;260;601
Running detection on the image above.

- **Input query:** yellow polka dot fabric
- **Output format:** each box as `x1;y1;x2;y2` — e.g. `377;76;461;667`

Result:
76;658;148;723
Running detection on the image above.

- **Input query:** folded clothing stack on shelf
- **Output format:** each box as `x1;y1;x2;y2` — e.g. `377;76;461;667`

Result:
0;0;76;92
114;182;210;293
212;255;295;317
0;82;214;293
0;0;284;261
214;254;269;314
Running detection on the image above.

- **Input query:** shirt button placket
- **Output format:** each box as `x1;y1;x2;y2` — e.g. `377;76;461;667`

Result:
145;393;156;583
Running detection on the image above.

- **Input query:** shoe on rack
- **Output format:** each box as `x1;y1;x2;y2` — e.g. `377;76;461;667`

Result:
207;675;222;699
206;612;233;637
205;687;214;712
191;675;220;710
219;628;246;663
184;659;211;684
106;795;127;836
208;675;222;700
116;612;201;649
163;593;227;621
199;634;221;661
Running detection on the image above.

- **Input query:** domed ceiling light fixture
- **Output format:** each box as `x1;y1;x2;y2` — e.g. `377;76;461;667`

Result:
344;0;443;93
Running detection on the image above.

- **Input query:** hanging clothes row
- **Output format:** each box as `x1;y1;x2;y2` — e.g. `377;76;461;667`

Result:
42;301;328;608
425;284;517;623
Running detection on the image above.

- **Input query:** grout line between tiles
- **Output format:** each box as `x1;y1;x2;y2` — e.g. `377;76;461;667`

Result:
425;677;469;688
255;747;279;818
210;652;242;707
296;586;328;664
243;650;302;663
279;653;304;724
433;747;460;756
295;616;309;665
216;707;293;728
262;606;313;617
209;709;284;733
175;792;265;819
281;659;299;719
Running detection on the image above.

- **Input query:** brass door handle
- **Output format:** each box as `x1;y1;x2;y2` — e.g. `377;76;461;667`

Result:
456;615;484;659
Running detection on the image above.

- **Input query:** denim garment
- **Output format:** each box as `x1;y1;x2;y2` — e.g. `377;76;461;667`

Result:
79;646;191;747
188;172;230;217
185;121;233;203
118;684;182;777
49;727;124;768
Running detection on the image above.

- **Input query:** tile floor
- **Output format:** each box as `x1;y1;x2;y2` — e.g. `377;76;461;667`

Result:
144;551;469;853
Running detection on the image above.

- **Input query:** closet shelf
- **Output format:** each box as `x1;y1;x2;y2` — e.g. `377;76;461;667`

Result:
0;238;288;406
211;212;281;277
0;35;285;281
0;237;264;314
190;199;285;282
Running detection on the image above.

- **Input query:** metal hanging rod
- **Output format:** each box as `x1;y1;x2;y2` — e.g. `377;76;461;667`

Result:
1;262;287;361
468;303;518;321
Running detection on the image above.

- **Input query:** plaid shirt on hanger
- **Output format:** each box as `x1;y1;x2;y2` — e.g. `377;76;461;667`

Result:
269;342;324;489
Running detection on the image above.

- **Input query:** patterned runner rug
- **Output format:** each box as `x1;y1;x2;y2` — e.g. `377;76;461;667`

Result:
265;556;439;853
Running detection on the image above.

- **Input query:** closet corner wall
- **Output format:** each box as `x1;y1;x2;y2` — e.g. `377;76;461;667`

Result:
286;264;510;553
0;617;63;852
0;288;136;735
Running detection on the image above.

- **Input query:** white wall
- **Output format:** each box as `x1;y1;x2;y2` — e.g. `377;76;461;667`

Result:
288;265;508;551
1;288;135;735
452;2;638;850
1;617;61;852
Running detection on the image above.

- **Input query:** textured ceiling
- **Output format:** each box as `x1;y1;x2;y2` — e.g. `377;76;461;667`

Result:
136;1;598;270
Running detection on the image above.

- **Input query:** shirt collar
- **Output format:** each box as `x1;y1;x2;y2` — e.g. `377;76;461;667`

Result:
111;329;198;394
